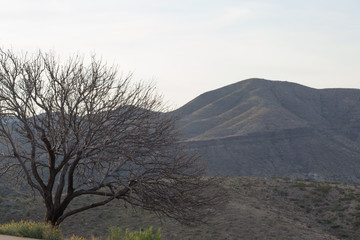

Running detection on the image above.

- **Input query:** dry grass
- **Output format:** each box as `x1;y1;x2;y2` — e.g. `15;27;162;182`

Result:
0;220;62;240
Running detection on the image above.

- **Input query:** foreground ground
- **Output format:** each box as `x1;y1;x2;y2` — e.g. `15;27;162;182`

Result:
1;177;360;239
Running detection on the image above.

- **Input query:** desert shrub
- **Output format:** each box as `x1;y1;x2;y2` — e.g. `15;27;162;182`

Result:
313;185;332;196
292;182;307;190
107;226;161;240
0;220;63;240
70;234;86;240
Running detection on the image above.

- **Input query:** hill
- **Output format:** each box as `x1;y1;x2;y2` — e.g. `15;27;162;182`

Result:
1;177;360;239
174;79;360;184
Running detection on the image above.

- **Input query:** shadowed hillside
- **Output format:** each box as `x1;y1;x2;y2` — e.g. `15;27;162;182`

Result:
175;79;360;184
2;177;360;239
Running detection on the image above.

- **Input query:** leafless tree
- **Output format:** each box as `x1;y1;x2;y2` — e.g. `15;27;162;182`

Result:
0;49;224;226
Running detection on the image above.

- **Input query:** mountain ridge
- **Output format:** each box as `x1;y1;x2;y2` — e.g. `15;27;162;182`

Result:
176;78;360;141
175;78;360;184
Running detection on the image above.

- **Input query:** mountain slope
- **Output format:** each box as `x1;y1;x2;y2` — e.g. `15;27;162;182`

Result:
174;79;360;184
4;177;360;239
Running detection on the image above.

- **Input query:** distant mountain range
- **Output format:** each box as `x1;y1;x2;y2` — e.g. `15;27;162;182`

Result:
174;78;360;184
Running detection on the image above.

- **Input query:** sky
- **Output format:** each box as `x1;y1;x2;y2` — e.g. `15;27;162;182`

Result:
0;0;359;108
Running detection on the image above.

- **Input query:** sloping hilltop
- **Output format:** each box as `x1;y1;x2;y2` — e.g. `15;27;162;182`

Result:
174;79;360;184
1;177;360;239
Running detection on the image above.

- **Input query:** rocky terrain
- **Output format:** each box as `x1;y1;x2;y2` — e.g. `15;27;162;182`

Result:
2;177;360;239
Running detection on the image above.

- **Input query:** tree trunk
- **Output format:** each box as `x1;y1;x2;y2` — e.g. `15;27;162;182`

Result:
44;192;59;226
45;209;58;226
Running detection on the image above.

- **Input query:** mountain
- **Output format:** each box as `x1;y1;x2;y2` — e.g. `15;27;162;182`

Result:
174;78;360;184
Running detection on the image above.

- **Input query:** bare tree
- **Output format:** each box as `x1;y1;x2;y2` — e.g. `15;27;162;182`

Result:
0;49;223;226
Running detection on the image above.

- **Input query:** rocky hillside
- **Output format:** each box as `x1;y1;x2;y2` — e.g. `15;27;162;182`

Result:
2;177;360;239
174;79;360;184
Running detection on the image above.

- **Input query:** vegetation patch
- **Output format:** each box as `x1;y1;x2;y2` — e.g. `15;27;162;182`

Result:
107;226;161;240
0;220;161;240
0;220;62;240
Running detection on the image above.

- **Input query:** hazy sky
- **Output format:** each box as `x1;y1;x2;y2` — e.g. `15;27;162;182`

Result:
1;0;359;108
